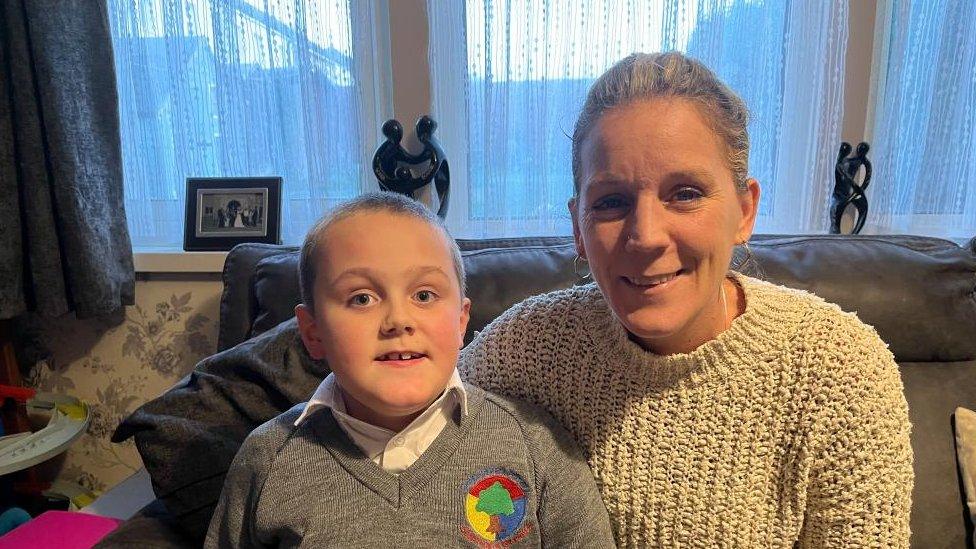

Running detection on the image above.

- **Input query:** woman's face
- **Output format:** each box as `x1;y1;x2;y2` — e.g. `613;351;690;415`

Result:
570;98;759;354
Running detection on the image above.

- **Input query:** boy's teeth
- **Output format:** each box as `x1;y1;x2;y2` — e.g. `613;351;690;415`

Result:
381;352;421;360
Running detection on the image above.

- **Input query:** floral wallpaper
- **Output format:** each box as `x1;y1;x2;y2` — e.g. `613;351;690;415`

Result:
25;277;222;494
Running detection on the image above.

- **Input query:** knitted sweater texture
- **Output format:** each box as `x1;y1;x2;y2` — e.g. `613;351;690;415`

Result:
459;274;914;548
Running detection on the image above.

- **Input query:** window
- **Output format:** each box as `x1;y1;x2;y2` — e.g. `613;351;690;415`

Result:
112;1;971;247
431;0;849;237
108;0;390;248
866;0;976;239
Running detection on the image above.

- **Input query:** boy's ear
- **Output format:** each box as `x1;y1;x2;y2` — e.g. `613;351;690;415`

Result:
457;297;472;347
295;304;327;360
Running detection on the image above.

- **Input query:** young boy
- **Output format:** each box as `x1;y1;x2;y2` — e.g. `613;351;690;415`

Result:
205;192;614;548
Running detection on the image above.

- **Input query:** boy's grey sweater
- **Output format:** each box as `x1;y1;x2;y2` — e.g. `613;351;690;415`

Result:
205;383;615;548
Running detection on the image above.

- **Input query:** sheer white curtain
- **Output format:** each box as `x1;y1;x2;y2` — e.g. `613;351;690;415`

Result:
107;0;390;248
866;0;976;240
429;0;848;238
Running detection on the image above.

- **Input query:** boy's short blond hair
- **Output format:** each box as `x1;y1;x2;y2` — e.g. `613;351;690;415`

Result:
298;192;466;312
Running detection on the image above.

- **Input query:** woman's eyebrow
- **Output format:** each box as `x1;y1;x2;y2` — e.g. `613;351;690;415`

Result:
663;169;716;184
584;176;627;190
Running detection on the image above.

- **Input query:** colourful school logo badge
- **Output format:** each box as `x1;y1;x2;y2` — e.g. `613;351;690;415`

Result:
461;468;533;547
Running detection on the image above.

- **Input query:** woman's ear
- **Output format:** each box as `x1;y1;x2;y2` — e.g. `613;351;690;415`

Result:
295;303;327;359
736;179;761;243
568;197;586;260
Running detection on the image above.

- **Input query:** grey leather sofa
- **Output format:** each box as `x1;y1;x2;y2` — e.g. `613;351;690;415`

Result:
98;234;976;548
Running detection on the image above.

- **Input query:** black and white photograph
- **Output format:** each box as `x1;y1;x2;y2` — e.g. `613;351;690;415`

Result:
184;177;282;251
199;190;267;236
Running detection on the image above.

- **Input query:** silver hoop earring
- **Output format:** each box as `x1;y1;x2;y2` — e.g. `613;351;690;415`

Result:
733;240;755;275
573;255;592;280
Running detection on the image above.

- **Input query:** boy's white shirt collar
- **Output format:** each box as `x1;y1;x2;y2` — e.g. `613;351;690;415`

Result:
294;368;468;474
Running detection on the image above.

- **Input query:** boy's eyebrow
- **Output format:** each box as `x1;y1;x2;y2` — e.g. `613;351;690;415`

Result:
406;265;452;279
329;267;374;285
328;265;451;285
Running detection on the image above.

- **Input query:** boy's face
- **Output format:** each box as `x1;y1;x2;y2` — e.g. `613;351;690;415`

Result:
295;211;470;430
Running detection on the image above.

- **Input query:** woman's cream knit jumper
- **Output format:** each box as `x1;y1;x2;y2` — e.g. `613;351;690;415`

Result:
459;274;913;548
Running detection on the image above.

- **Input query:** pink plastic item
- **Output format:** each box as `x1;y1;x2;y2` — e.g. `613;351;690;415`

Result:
0;511;122;549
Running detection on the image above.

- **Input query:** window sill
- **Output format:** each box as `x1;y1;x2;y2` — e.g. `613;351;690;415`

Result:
133;250;227;273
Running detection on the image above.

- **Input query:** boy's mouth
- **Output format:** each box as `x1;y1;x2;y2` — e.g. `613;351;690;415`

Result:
376;351;426;361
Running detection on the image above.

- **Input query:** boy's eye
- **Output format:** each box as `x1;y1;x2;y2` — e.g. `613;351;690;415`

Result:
414;290;437;303
349;293;375;306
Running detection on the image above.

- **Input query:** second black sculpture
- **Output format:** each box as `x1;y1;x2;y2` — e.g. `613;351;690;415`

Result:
372;115;450;219
830;141;872;234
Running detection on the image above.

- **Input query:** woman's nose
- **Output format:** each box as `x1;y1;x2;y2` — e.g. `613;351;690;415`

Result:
624;199;670;252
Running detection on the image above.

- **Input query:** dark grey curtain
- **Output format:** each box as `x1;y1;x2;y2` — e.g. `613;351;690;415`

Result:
0;0;134;320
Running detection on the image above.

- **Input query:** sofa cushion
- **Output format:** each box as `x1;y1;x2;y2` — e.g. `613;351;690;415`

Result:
112;319;326;542
217;243;298;353
954;407;976;543
250;251;302;339
899;360;976;548
460;241;578;342
750;235;976;362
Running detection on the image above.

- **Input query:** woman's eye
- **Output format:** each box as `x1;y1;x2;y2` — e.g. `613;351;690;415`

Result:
592;195;628;211
672;187;704;203
415;290;437;303
349;293;375;306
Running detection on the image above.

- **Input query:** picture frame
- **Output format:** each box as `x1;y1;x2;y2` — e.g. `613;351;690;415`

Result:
183;177;282;251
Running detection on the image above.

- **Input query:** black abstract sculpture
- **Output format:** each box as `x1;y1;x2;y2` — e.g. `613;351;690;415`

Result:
830;141;872;234
372;115;450;218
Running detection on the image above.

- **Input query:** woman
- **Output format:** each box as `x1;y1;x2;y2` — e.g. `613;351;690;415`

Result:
459;52;913;548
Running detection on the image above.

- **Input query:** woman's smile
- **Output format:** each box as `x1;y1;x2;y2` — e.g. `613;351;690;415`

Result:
620;269;684;295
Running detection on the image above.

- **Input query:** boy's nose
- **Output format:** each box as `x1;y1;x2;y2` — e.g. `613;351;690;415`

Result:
381;304;415;336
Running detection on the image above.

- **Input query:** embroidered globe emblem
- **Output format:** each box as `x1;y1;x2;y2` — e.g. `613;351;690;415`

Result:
463;469;529;543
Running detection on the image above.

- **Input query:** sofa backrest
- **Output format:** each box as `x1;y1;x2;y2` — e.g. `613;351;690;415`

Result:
218;234;976;364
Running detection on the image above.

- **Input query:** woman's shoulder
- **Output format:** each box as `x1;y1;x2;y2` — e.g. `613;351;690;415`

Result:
460;283;609;381
737;273;833;312
512;282;605;311
739;275;875;330
476;282;607;338
738;275;894;372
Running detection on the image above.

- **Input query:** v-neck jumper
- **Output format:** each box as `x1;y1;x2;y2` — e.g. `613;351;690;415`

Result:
205;383;615;548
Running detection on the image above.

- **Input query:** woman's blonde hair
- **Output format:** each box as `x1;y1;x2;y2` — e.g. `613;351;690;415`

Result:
571;51;751;194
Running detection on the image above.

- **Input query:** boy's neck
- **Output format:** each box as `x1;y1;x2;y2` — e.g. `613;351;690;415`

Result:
339;389;426;433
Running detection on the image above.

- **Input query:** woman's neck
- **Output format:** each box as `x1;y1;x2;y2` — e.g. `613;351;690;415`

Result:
631;277;745;355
